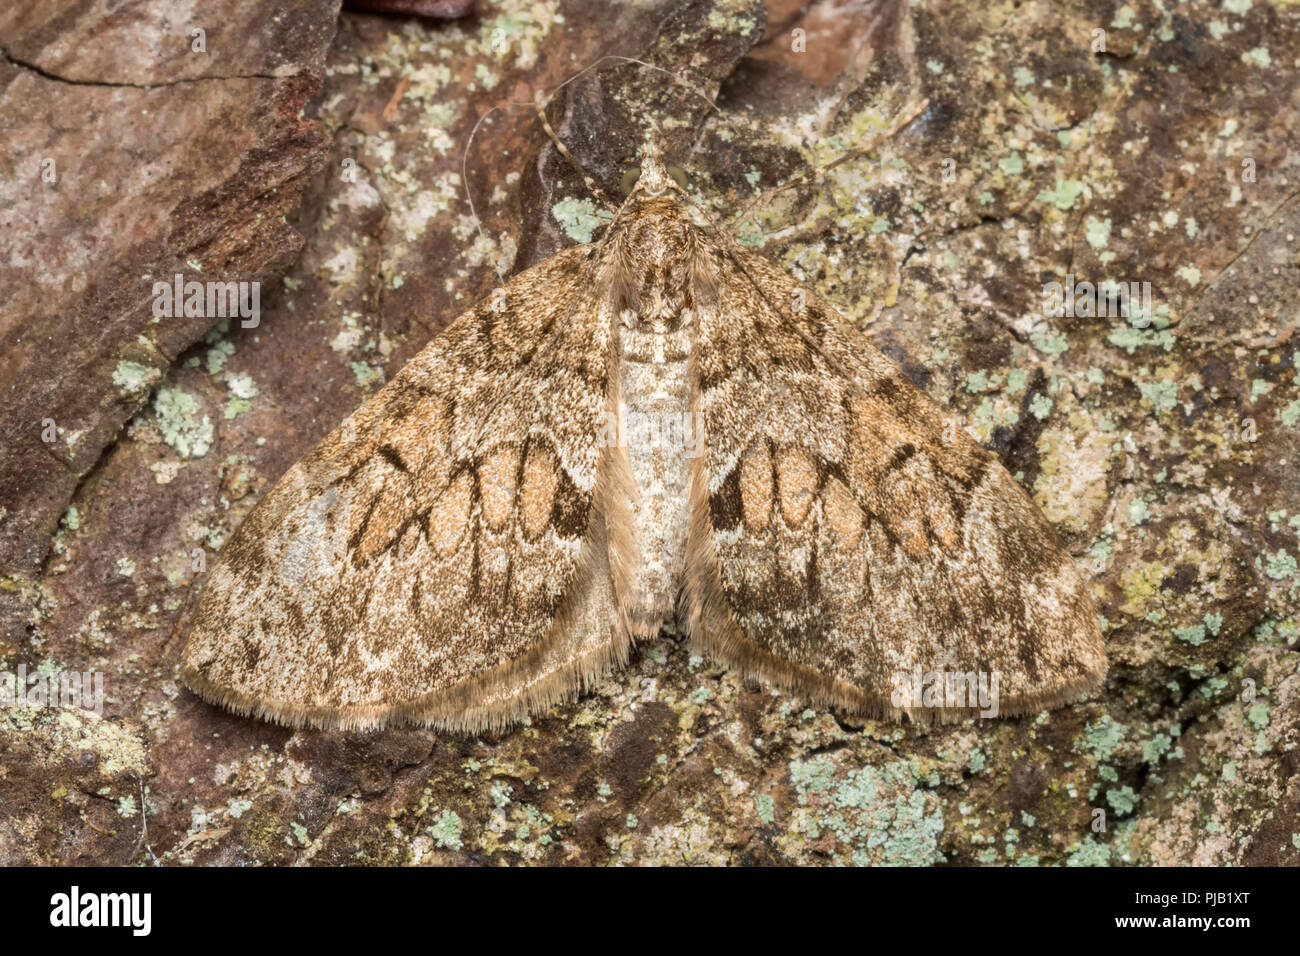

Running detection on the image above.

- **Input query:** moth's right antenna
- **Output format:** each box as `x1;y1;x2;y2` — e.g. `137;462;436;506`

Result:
726;97;929;232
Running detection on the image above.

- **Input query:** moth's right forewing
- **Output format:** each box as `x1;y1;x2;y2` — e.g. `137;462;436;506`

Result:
183;245;630;733
686;244;1106;722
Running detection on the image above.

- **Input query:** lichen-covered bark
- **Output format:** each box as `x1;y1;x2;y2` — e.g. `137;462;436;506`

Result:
2;0;1297;866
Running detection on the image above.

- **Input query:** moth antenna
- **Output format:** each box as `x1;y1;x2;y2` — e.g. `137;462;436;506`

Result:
462;103;511;279
461;53;721;270
726;97;930;233
544;54;718;115
534;55;717;214
533;89;618;212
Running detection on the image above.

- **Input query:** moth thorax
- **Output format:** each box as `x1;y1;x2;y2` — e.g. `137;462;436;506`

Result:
621;198;695;256
619;306;696;337
617;270;696;333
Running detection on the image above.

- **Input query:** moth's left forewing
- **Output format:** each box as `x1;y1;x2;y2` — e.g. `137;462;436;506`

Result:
183;247;631;733
685;243;1106;722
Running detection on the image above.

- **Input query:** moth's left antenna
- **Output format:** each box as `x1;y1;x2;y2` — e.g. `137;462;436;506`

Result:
462;104;511;280
532;89;618;212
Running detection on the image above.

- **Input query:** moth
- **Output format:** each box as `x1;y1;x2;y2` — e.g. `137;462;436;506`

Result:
182;149;1106;733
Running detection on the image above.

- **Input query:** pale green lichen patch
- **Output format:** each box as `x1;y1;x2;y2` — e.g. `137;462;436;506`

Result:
551;197;613;243
1138;379;1178;414
112;360;161;396
785;755;945;865
1029;326;1069;357
1080;716;1127;762
1107;786;1139;815
1127;499;1149;526
1246;703;1269;730
1142;733;1173;764
1066;836;1111;866
1108;324;1177;354
206;339;235;375
1240;47;1270;68
350;361;383;388
1037;179;1086;211
1263;550;1296;580
223;372;259;420
1084;216;1112;249
153;387;213;459
427;809;463;850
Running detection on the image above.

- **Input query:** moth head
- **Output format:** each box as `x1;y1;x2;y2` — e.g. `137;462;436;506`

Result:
623;154;687;198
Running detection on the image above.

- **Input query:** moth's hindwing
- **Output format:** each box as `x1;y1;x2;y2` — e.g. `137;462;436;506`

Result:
182;246;630;733
686;245;1106;722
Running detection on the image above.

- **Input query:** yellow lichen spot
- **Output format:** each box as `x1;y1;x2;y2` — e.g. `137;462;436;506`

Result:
1118;560;1168;617
1034;408;1115;534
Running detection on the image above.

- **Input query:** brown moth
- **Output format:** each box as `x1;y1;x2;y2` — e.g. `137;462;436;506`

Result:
182;153;1106;733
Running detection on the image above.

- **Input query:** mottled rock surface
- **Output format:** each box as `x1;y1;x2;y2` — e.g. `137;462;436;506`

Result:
0;0;339;613
1;0;1298;866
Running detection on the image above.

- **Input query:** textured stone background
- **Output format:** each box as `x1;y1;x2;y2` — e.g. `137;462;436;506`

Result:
2;0;1298;865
